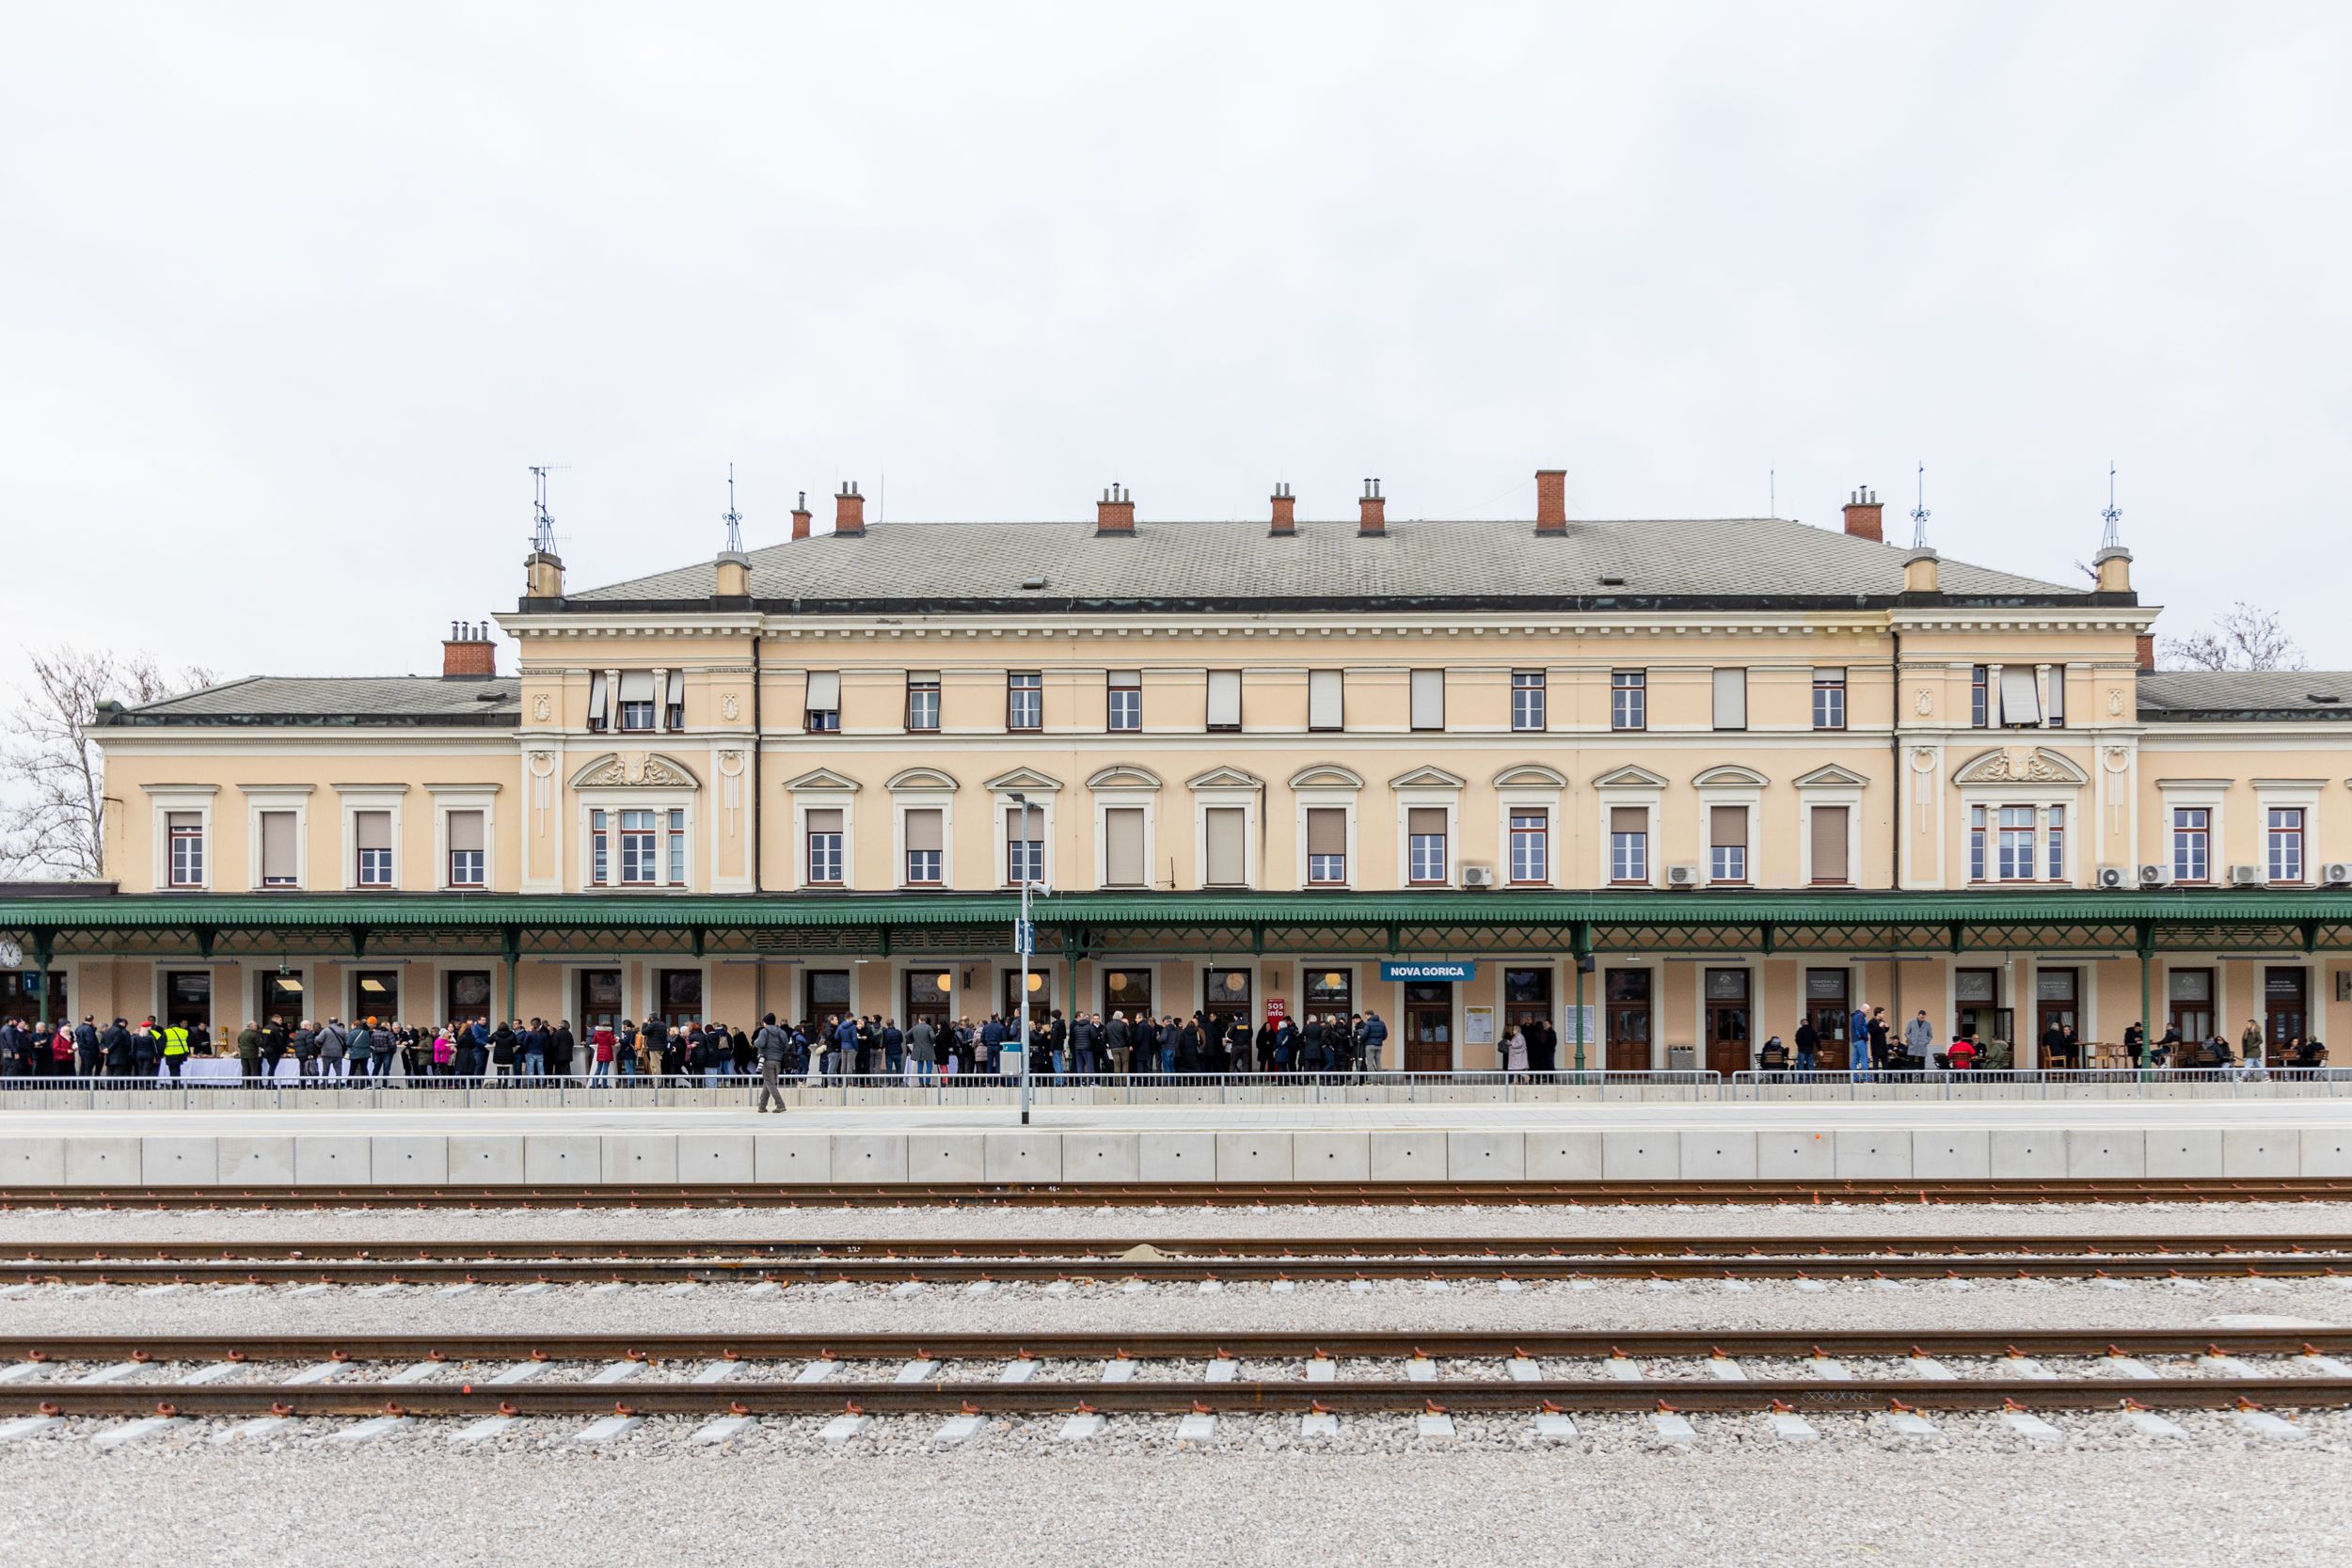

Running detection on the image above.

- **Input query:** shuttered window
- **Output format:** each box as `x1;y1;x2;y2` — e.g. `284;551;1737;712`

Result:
1712;668;1746;731
355;810;393;886
617;670;657;731
1204;807;1248;887
1206;671;1242;731
804;671;841;733
1306;806;1347;884
663;669;685;729
260;810;297;886
586;671;609;731
1609;805;1647;883
1308;671;1343;732
1708;804;1747;882
903;807;943;884
1409;670;1444;731
1997;666;2041;726
1810;806;1851;884
806;807;845;885
1005;806;1044;882
446;809;485;887
1104;807;1146;887
1407;806;1447;884
167;811;205;886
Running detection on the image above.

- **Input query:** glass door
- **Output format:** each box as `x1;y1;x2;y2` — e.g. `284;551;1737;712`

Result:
1603;968;1651;1071
1703;968;1751;1076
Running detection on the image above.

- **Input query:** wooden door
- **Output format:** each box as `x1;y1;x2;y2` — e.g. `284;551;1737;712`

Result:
1703;968;1751;1076
2166;967;2212;1047
2035;967;2078;1065
1404;982;1453;1072
2264;967;2307;1054
1604;968;1651;1071
1804;967;1850;1070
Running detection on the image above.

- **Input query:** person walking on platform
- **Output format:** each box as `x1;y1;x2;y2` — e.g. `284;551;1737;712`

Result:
754;1013;790;1112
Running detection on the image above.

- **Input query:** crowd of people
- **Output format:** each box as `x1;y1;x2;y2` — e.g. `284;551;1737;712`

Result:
0;1006;1397;1085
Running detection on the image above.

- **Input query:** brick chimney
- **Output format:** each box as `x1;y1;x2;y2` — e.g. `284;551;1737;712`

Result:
834;482;865;536
1096;483;1135;535
1842;486;1883;543
790;490;812;541
1358;478;1386;537
442;621;495;678
1535;467;1566;535
1269;483;1295;536
2137;633;2156;671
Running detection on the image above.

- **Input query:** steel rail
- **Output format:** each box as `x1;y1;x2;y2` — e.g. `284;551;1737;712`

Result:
6;1253;2348;1284
5;1233;2342;1263
8;1178;2352;1210
10;1327;2352;1362
7;1377;2348;1419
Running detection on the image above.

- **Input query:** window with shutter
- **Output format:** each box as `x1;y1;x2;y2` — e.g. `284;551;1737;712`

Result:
1997;666;2041;726
1204;807;1247;887
1005;805;1044;882
1609;805;1647;883
446;809;485;887
1409;670;1444;731
617;670;656;731
1206;671;1242;731
1712;668;1746;731
1708;804;1747;882
1406;806;1447;884
586;671;609;731
1306;806;1347;884
663;669;685;729
1810;806;1850;883
355;810;393;886
902;807;944;884
260;811;297;887
167;811;205;887
804;672;841;733
1308;671;1343;732
1104;807;1146;886
805;807;845;885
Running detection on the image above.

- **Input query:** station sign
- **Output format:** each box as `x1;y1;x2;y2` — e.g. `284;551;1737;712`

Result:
1378;960;1475;983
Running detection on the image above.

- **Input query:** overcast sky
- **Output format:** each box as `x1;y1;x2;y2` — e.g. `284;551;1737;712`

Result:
5;1;2349;692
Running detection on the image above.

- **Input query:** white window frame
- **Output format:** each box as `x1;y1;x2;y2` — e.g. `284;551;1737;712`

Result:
1106;672;1142;734
1796;782;1866;889
1206;670;1243;733
1711;667;1748;732
240;784;313;892
425;784;501;893
145;784;218;893
1959;787;2076;887
334;784;409;893
803;671;842;734
1610;670;1646;731
1509;671;1547;733
1092;790;1157;891
1596;786;1661;889
1493;784;1564;889
2255;782;2322;888
1394;789;1460;890
1308;670;1344;734
1295;788;1359;890
1696;784;1761;889
1192;789;1260;890
791;793;856;891
1812;668;1847;731
993;788;1057;888
893;791;956;890
2157;783;2227;886
1408;669;1445;733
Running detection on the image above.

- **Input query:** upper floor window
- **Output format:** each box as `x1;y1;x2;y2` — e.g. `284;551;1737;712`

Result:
1971;666;1989;729
1608;806;1647;882
1971;803;2062;883
1611;671;1646;731
167;812;205;888
1811;805;1852;885
355;810;393;886
1712;668;1747;731
1306;806;1347;885
2172;807;2211;883
259;810;297;887
904;807;944;885
1008;673;1042;732
590;808;685;887
1203;806;1248;888
1004;805;1044;883
905;673;940;733
2045;667;2066;729
446;810;485;887
667;808;687;885
1409;669;1445;732
805;808;845;885
1206;670;1242;733
616;671;657;732
1511;672;1547;732
587;672;610;733
1106;672;1141;733
1308;670;1343;733
1508;810;1549;884
1996;666;2042;728
804;673;841;733
662;671;685;731
1708;805;1747;882
2268;808;2306;883
1406;807;1448;885
1104;806;1147;887
1812;669;1846;731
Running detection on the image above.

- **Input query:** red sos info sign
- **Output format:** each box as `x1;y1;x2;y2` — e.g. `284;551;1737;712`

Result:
1264;998;1288;1020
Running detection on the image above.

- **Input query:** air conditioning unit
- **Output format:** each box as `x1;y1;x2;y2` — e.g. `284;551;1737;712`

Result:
2323;863;2352;887
1665;864;1702;889
2094;865;2129;891
1460;864;1498;888
2137;864;2172;888
2229;864;2263;887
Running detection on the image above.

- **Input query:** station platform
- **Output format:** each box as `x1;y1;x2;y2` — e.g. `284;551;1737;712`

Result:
2;1098;2348;1187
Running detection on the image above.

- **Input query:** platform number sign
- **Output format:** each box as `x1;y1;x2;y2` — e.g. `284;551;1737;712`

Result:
1012;920;1035;956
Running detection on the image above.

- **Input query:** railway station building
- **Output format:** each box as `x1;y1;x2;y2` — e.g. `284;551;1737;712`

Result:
14;470;2352;1073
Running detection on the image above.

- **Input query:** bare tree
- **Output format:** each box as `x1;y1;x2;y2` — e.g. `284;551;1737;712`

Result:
2159;602;2308;673
0;648;218;879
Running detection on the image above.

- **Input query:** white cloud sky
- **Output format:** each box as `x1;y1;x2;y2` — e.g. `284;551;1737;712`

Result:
3;0;2348;688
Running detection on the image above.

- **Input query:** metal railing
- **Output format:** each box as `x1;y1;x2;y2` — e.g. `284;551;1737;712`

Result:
1727;1066;2352;1100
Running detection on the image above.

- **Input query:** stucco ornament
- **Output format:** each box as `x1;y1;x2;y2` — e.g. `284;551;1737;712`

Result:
531;692;550;721
2106;688;2125;716
579;752;694;787
1970;747;2074;784
721;691;741;721
1913;687;1932;716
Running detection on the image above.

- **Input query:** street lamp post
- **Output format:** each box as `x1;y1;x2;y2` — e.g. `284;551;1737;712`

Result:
1011;791;1038;1127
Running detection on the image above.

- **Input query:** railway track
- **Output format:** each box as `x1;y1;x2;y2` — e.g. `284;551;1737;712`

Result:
3;1331;2347;1433
8;1177;2352;1210
3;1235;2346;1283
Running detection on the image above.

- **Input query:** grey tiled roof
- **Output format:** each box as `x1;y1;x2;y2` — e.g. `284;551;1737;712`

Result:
564;517;2084;610
103;676;519;727
2137;671;2352;721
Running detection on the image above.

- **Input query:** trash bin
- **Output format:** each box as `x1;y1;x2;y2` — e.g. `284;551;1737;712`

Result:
1666;1046;1696;1071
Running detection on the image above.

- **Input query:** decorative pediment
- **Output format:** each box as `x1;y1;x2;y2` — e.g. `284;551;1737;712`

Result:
1086;764;1163;791
1951;747;2087;786
783;766;861;793
568;752;702;790
1793;764;1871;789
884;767;960;791
1389;766;1467;790
1692;765;1770;788
1186;766;1265;792
1492;763;1569;788
983;767;1062;794
1289;764;1366;790
1591;765;1668;790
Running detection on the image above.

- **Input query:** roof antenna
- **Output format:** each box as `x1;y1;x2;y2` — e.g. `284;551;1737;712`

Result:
2100;461;2122;550
722;462;743;553
529;465;560;554
1769;468;1775;519
1909;462;1931;550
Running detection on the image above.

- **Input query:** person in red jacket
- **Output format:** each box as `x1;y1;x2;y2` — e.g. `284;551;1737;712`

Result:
1947;1036;1979;1071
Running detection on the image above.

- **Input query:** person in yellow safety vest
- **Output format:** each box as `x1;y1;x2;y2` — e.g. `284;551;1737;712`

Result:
161;1022;191;1080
